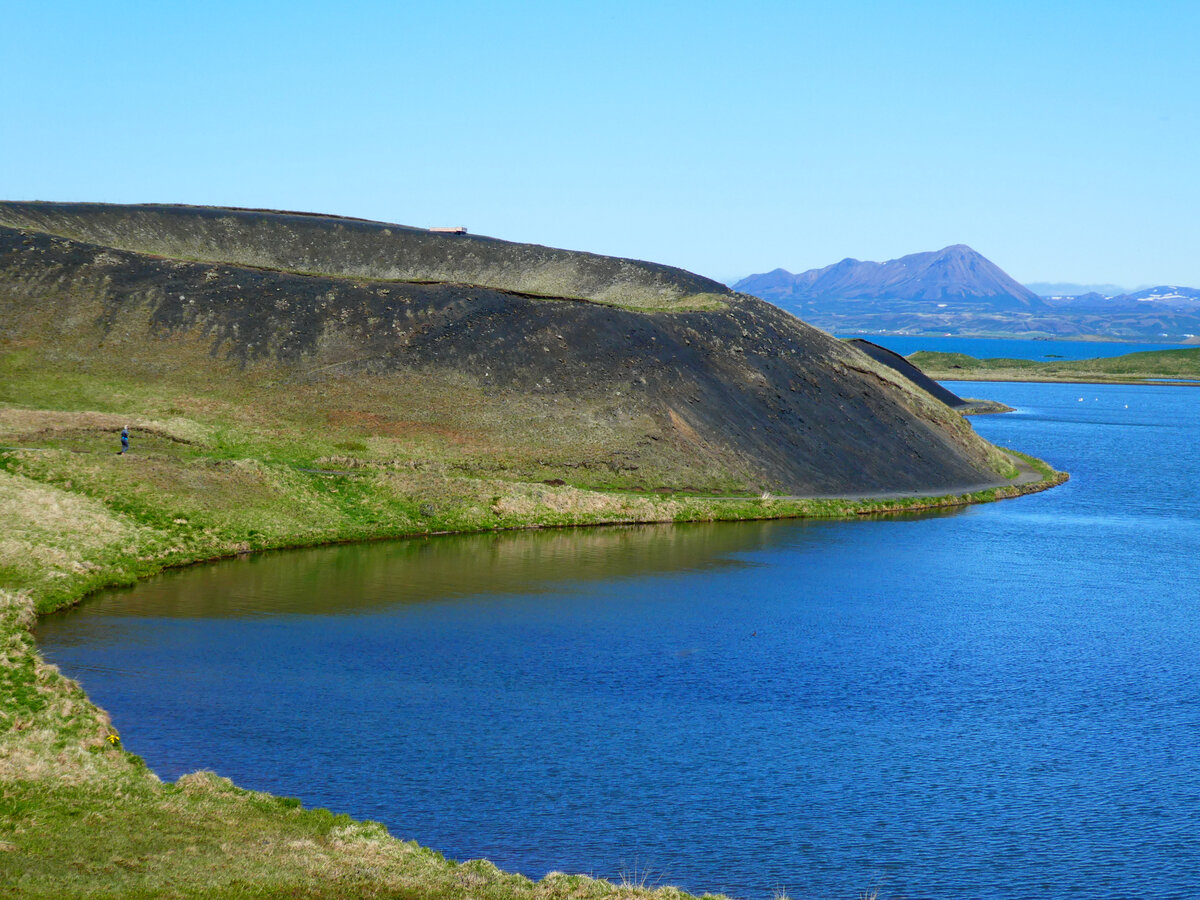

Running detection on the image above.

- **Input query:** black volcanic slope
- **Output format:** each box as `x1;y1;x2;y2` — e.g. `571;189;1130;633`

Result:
844;339;969;409
0;203;1011;496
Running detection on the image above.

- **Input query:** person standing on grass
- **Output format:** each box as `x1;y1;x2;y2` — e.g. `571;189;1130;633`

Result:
120;426;129;454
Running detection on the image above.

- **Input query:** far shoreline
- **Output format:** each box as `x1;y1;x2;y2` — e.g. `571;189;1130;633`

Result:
839;332;1199;346
935;374;1200;386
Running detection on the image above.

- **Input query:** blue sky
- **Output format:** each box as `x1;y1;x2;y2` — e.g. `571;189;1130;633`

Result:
4;1;1197;287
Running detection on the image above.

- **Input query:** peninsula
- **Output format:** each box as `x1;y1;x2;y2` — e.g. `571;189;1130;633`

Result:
909;347;1200;384
0;202;1063;896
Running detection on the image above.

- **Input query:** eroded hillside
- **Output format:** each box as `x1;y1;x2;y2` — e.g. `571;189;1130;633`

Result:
0;203;1014;496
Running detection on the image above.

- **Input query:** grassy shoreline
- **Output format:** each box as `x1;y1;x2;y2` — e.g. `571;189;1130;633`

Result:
31;453;1065;619
1;417;1065;897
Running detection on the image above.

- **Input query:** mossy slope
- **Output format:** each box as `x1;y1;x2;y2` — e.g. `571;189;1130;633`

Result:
0;201;729;312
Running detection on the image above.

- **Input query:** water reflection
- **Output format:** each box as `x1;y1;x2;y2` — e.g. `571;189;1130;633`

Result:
39;512;963;627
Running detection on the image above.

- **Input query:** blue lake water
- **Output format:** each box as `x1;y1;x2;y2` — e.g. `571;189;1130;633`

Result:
838;334;1191;360
36;381;1200;899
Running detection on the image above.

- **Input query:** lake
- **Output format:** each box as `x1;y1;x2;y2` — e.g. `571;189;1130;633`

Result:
36;381;1200;899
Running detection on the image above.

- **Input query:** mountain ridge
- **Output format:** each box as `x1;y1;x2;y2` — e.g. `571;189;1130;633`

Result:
1043;285;1200;310
1025;281;1135;298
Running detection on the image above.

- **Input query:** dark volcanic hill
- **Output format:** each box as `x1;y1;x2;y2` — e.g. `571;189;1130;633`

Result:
843;339;970;409
736;245;1041;308
0;202;1016;496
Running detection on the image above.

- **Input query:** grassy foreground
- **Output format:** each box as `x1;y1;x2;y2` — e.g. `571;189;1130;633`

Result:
909;346;1200;383
0;384;1065;897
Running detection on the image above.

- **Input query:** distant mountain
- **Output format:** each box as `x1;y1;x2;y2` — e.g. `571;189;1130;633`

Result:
1025;282;1132;298
1120;285;1200;307
1025;284;1200;309
736;245;1042;309
735;248;1200;341
1042;285;1200;312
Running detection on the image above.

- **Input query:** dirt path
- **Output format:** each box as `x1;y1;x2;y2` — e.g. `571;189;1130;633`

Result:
4;447;1051;505
702;452;1048;503
807;453;1042;500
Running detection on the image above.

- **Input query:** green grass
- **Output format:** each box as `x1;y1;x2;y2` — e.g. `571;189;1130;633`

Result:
0;365;1067;897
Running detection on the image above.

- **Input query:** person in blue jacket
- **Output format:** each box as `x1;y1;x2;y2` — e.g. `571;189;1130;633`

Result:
120;426;129;454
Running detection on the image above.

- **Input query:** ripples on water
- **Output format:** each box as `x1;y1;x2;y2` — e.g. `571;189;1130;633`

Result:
37;382;1200;899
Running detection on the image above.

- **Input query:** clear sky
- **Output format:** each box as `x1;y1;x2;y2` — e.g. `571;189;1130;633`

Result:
4;1;1197;287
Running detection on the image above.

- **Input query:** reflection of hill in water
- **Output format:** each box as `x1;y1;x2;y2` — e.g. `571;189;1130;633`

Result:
39;523;794;623
40;512;965;629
